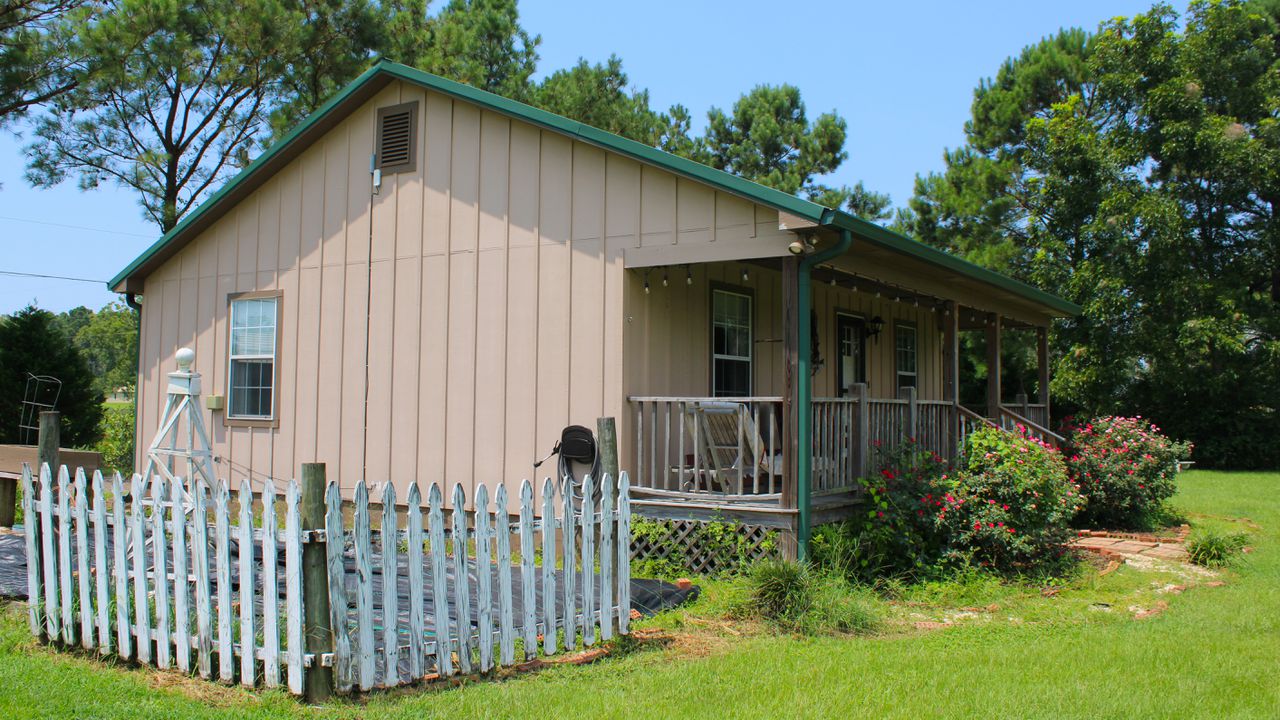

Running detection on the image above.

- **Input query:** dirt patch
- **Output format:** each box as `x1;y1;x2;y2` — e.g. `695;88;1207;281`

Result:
1122;553;1218;581
145;668;261;706
1131;600;1169;620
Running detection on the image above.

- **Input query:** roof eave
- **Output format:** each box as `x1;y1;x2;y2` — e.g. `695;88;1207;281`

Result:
825;211;1081;317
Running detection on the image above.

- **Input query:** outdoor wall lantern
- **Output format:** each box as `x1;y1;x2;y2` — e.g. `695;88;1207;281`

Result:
867;315;885;340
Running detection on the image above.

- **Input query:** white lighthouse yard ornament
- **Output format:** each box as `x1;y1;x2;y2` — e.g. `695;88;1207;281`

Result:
140;347;218;495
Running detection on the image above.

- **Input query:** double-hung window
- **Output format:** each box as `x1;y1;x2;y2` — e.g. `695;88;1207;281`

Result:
228;295;279;420
895;322;917;391
712;288;752;398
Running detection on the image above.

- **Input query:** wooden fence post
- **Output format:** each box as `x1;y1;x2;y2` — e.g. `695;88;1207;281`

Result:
300;463;333;702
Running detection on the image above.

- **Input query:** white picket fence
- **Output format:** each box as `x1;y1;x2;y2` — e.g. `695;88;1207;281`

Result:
324;473;632;691
21;463;632;696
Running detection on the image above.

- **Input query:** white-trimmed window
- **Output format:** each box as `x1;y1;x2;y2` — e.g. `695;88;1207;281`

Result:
228;295;278;420
895;322;917;391
712;288;752;397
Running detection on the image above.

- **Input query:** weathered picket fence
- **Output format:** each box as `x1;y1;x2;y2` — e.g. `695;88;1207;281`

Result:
21;463;632;697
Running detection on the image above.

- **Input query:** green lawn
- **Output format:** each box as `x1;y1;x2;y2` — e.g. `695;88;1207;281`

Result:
1;470;1277;719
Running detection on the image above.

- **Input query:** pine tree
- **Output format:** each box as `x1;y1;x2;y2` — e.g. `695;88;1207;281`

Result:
0;305;103;446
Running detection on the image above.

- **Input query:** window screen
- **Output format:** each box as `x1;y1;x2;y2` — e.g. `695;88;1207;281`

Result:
228;296;277;419
712;289;752;397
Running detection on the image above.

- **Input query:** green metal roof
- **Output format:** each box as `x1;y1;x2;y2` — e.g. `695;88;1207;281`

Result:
109;60;1080;316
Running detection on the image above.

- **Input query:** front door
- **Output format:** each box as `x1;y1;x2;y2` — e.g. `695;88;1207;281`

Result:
836;313;866;397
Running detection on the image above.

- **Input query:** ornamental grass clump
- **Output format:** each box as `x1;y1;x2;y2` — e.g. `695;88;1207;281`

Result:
937;426;1080;574
1187;528;1249;568
1065;416;1192;530
746;559;880;635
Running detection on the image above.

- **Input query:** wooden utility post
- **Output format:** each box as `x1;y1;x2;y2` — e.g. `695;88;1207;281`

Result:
779;256;800;559
37;412;60;478
596;416;621;610
300;463;333;702
985;314;1002;420
596;417;619;483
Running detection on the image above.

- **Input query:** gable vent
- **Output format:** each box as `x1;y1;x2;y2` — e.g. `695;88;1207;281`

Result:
376;101;418;174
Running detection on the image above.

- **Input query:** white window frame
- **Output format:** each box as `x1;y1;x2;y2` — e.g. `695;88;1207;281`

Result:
711;288;753;398
226;293;280;423
895;321;917;391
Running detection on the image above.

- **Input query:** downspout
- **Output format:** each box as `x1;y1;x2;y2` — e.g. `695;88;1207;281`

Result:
125;292;143;473
796;225;853;560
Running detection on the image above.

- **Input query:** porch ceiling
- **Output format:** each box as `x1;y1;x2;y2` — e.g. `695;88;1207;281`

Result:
819;240;1063;328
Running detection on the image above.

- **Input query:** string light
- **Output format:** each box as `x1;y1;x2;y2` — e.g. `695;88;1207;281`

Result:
662;271;669;287
741;267;749;282
643;270;650;294
686;266;693;285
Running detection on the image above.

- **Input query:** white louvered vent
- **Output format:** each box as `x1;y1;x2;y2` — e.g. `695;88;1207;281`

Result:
376;102;418;174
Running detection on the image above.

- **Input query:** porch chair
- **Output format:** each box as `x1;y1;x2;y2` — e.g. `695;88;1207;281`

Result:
674;402;781;495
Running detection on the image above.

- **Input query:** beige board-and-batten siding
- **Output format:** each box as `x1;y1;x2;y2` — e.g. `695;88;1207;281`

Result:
135;79;797;509
624;261;945;401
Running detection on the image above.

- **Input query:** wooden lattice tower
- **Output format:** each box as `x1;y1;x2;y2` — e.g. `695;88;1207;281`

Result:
141;347;217;492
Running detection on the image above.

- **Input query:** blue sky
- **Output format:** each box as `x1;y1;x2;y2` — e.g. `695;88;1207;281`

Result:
0;0;1155;314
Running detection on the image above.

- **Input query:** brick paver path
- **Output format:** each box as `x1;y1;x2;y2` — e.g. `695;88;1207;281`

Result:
1071;535;1188;561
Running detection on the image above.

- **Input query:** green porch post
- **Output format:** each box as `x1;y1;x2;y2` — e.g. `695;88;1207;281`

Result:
796;228;852;560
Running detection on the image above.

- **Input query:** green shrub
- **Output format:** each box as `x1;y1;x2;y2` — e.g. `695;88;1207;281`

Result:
95;401;135;475
1065;416;1192;529
1187;528;1248;568
811;439;953;583
937;426;1080;574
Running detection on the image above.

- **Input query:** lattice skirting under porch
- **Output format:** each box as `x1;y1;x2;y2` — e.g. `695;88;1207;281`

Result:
630;517;779;577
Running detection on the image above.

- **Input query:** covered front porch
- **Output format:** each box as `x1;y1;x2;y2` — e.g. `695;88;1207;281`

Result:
620;229;1073;554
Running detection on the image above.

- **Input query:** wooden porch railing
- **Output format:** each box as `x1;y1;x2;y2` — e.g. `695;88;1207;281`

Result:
1008;393;1050;430
997;405;1065;448
958;405;996;450
628;397;783;497
630;387;962;502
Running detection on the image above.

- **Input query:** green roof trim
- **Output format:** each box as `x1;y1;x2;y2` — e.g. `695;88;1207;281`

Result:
109;60;1079;317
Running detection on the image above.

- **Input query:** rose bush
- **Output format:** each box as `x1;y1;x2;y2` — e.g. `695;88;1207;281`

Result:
811;439;952;583
816;427;1082;580
936;426;1080;574
1065;416;1192;529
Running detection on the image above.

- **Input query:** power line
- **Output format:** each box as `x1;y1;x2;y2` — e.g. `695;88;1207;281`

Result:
0;269;108;284
0;214;152;238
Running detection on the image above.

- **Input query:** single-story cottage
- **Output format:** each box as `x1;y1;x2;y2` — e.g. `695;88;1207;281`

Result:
110;60;1078;554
